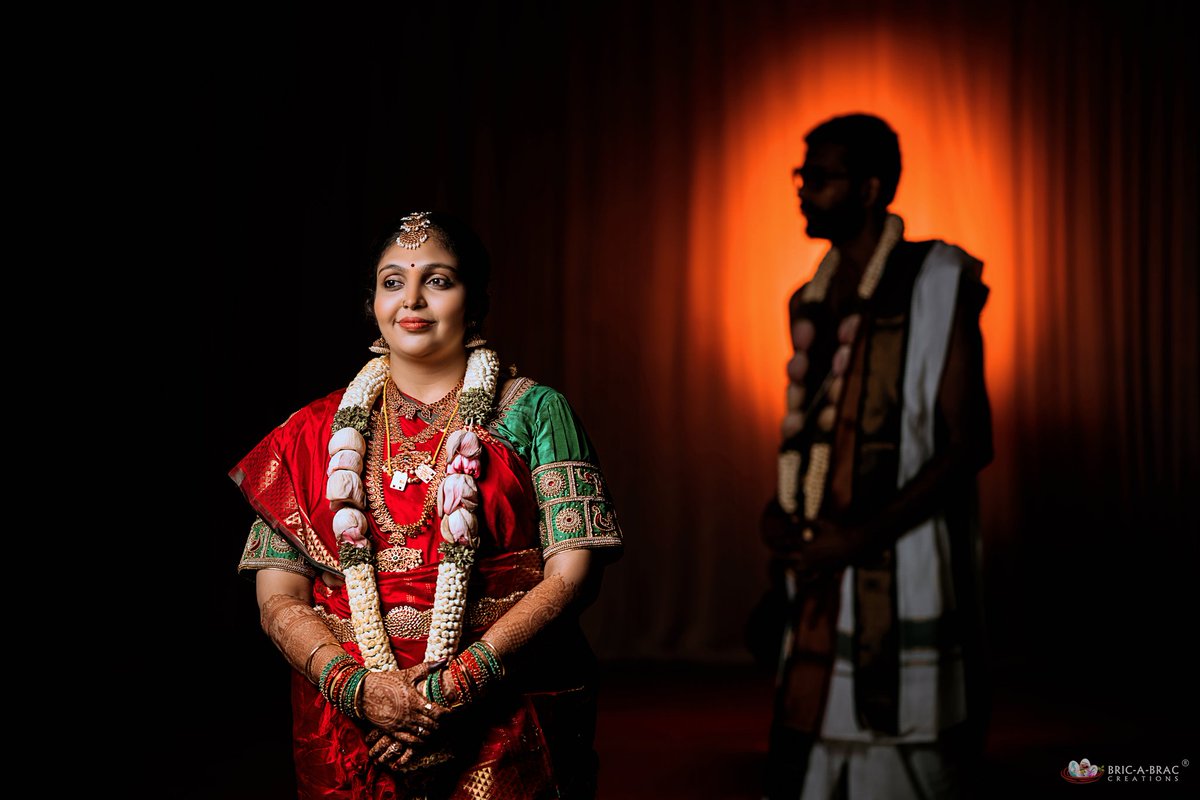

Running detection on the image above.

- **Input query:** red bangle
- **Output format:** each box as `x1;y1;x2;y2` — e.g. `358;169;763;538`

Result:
460;649;488;691
449;659;473;704
459;654;482;696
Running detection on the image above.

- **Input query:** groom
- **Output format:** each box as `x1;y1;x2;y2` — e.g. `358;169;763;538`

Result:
761;113;994;800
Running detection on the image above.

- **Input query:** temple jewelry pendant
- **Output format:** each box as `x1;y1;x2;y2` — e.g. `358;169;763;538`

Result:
415;464;436;483
390;470;409;491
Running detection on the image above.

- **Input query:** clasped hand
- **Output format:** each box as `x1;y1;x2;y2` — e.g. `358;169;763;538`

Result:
761;501;867;573
791;519;867;572
361;662;451;770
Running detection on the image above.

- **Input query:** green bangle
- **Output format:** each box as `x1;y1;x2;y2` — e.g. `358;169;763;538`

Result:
427;666;446;706
471;641;503;679
324;659;354;707
319;653;353;692
353;672;367;720
341;668;368;720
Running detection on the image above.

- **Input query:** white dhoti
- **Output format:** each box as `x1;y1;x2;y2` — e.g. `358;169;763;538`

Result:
800;243;979;800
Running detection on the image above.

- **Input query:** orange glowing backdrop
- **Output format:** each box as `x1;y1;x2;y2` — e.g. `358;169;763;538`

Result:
538;11;1035;660
686;22;1016;513
553;0;1194;683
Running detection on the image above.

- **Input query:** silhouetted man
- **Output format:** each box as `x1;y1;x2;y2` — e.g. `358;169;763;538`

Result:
761;113;993;800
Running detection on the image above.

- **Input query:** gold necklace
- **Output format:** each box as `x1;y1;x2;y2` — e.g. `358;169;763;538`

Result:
366;381;463;546
390;377;463;424
382;379;462;490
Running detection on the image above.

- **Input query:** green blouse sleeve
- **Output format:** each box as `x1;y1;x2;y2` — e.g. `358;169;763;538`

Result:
238;516;317;579
493;382;624;560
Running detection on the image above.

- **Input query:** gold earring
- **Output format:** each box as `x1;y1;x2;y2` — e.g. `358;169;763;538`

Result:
369;336;390;354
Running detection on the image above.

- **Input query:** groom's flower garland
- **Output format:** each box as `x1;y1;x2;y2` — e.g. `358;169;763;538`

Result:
326;348;500;673
778;215;903;525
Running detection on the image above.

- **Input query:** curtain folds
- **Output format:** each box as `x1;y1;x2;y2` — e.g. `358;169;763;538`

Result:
214;0;1196;675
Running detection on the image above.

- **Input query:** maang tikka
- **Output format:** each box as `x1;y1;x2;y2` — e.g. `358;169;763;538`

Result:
395;211;433;249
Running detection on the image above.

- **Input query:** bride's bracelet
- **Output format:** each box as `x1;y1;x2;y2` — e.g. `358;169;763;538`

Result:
425;641;505;707
303;641;343;682
319;652;368;721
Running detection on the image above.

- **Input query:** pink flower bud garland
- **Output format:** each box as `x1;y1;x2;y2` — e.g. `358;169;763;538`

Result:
424;407;497;663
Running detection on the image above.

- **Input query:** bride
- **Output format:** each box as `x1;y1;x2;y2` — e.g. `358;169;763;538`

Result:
230;211;624;798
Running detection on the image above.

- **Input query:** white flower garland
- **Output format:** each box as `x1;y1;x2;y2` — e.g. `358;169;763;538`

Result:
338;357;390;414
325;349;500;673
425;553;469;663
345;548;399;671
463;349;498;399
777;450;803;515
799;213;903;304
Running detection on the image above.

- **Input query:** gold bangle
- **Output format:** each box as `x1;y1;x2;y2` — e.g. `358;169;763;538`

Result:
478;639;506;680
304;641;339;682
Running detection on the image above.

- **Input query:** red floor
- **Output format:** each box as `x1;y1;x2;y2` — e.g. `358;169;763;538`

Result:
593;662;1195;799
595;663;774;799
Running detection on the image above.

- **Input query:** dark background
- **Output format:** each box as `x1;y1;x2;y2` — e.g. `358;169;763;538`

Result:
201;1;1197;796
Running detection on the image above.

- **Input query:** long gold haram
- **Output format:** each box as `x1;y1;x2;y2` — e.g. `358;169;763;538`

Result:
368;384;463;546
